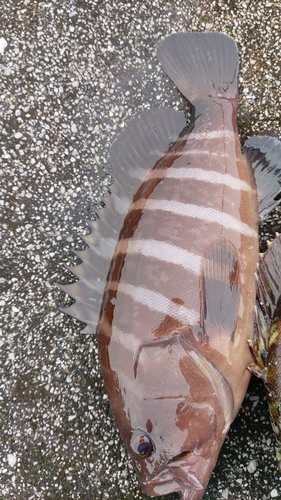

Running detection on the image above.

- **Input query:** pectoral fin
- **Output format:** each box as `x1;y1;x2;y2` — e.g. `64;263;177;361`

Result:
201;238;241;343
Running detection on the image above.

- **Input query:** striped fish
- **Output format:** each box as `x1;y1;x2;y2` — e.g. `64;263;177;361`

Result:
60;32;281;499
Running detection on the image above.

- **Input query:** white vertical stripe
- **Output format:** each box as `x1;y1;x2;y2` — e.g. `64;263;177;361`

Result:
165;167;252;191
180;149;228;157
142;199;257;237
117;282;199;324
125;239;201;275
190;130;234;140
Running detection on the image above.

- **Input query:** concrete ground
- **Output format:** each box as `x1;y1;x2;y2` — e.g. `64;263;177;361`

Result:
1;1;281;499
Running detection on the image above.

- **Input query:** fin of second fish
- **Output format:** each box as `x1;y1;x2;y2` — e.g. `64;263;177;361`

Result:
243;135;281;220
248;233;281;376
248;234;281;472
256;233;281;319
201;238;241;343
156;32;239;105
59;108;187;332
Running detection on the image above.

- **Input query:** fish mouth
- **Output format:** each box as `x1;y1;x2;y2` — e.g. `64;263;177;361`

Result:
140;449;214;499
143;477;203;499
142;459;204;497
144;478;182;496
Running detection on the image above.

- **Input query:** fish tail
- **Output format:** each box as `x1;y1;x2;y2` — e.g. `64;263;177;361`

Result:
156;32;239;105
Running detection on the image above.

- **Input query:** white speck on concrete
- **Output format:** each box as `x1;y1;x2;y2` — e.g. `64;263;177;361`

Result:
0;37;7;54
7;454;17;467
222;488;229;499
247;460;257;473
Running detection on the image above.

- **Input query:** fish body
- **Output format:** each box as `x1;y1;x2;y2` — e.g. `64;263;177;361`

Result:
61;32;281;499
97;33;258;499
248;234;281;470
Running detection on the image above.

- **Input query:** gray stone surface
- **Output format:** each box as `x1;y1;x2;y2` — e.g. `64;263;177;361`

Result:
1;1;281;499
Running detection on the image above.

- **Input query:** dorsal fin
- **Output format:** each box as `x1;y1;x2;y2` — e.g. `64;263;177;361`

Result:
59;108;186;333
243;135;281;220
109;107;187;213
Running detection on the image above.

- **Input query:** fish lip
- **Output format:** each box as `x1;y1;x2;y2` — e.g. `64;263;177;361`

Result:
142;477;182;496
142;465;203;496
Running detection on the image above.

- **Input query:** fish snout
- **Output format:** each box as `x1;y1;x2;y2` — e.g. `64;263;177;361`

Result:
142;453;206;497
168;458;204;491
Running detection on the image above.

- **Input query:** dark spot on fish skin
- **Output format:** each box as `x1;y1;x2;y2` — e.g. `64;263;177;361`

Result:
146;419;153;433
171;297;185;305
152;315;183;339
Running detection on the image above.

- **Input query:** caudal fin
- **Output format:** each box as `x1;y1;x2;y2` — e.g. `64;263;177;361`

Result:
156;32;239;105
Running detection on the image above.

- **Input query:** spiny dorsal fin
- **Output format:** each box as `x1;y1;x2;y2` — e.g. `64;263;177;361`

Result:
60;108;186;333
109;107;186;206
201;238;241;343
156;32;239;105
243;135;281;220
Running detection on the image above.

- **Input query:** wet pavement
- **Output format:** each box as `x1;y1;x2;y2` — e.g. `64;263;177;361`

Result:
1;1;281;499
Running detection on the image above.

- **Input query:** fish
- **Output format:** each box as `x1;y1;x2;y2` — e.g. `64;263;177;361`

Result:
248;233;281;471
60;32;281;499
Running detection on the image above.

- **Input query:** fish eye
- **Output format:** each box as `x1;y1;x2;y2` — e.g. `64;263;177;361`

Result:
130;431;154;459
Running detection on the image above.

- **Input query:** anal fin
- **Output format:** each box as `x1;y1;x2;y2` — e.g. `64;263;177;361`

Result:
201;238;241;343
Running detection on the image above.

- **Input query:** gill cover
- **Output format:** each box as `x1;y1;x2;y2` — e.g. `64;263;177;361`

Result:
123;334;234;496
133;334;234;434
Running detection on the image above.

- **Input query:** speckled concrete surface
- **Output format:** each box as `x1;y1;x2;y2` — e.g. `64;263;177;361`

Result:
1;1;281;499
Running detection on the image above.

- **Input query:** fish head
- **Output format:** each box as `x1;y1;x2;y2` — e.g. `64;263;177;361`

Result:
114;333;234;499
128;402;219;499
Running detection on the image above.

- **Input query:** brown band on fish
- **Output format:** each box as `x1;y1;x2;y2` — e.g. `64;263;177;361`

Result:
99;124;194;331
119;124;193;238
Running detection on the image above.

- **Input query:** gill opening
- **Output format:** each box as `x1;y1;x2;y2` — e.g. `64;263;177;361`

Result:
169;450;191;464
